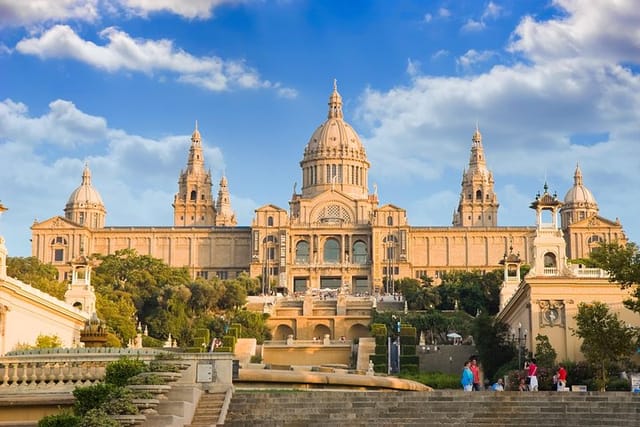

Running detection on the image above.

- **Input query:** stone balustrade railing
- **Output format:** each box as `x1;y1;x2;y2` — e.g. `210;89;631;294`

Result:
0;348;169;388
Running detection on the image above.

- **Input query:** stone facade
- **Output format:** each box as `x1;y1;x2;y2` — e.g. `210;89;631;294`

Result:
31;83;626;295
497;187;639;362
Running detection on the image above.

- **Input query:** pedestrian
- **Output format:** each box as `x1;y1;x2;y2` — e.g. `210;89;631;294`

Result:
470;357;481;391
518;377;528;391
491;378;504;391
525;358;538;391
461;361;474;391
556;363;567;391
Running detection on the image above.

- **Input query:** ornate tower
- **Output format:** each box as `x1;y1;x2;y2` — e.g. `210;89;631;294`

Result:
173;122;215;226
64;255;97;315
453;126;499;227
215;175;237;226
499;245;522;310
298;80;371;200
527;183;568;277
64;164;106;228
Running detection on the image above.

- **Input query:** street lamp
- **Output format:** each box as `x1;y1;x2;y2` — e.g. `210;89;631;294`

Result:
511;322;528;370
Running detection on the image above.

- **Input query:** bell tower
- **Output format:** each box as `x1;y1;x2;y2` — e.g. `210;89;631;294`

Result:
215;175;237;226
528;183;568;277
453;126;499;227
173;122;216;226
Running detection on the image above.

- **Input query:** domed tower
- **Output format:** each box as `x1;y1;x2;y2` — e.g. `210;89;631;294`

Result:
215;175;237;226
173;122;215;226
299;80;371;200
561;164;599;228
64;164;106;228
453;125;499;227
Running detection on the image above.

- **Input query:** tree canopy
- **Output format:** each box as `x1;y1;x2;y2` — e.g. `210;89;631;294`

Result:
588;242;640;313
572;301;638;390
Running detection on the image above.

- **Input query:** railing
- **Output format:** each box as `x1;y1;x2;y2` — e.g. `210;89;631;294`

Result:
543;267;558;276
573;268;609;278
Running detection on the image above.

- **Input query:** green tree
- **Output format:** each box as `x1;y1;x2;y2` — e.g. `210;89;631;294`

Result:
589;242;640;313
572;301;638;390
471;314;516;381
534;334;557;368
396;277;440;310
436;270;502;316
7;256;66;299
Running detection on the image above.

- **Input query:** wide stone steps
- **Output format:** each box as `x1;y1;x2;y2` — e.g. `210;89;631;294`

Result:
223;390;640;426
187;392;226;427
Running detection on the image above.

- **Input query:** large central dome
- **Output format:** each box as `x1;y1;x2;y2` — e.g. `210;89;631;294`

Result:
300;81;370;199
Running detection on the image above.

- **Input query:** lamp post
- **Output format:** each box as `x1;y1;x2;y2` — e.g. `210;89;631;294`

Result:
511;322;528;370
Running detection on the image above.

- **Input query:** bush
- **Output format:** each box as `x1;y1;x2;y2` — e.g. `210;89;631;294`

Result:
250;355;262;363
607;377;630;391
400;371;460;389
148;361;179;372
127;374;166;385
38;412;81;427
73;383;121;416
104;357;147;387
79;409;119;427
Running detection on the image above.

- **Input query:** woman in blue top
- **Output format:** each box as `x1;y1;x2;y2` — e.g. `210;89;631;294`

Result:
461;361;474;391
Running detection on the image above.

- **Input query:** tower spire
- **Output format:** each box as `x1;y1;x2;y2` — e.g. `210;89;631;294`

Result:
327;79;343;119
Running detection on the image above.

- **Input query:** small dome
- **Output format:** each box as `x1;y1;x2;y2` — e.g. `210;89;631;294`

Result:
563;165;597;206
66;165;104;207
303;80;366;158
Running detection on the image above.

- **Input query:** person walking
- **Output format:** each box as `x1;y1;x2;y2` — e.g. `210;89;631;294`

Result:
470;357;481;391
461;361;474;391
526;358;539;391
556;363;567;391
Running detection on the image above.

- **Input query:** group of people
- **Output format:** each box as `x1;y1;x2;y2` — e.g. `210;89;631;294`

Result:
462;356;568;392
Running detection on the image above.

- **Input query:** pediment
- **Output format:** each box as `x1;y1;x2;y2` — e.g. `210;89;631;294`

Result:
377;203;406;213
255;204;286;213
31;216;84;230
568;215;621;229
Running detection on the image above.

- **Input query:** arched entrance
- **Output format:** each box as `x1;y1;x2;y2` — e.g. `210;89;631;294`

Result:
347;324;370;340
274;324;294;340
313;324;332;340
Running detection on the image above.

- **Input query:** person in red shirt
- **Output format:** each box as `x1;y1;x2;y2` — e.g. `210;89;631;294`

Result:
470;357;481;391
557;363;567;391
525;359;538;391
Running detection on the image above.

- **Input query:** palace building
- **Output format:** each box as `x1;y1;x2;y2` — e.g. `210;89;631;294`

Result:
30;83;626;294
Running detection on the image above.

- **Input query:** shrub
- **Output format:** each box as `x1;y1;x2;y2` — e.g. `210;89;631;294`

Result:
105;358;147;387
250;355;262;363
79;409;119;427
607;377;630;391
38;412;81;427
73;383;120;416
148;361;179;372
400;371;460;389
127;373;166;385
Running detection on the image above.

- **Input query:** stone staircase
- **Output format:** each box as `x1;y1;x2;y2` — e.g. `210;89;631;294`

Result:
223;390;640;426
187;391;228;427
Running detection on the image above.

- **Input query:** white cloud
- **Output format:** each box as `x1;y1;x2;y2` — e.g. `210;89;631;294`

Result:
119;0;244;19
438;8;451;18
461;19;485;32
15;25;296;95
0;0;98;27
356;0;640;240
509;0;640;64
423;13;432;23
406;58;421;77
456;49;495;71
482;1;502;20
432;49;449;60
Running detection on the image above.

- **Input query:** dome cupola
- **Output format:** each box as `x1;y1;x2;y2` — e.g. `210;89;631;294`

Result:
561;164;599;228
300;80;370;199
64;164;106;228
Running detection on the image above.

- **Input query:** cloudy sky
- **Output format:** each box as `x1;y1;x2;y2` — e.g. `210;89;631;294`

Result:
0;0;638;257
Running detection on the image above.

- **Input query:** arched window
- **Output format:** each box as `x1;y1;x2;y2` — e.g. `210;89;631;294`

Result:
323;238;340;264
475;190;482;200
544;252;557;268
267;216;274;227
383;235;397;261
387;216;393;226
190;190;197;201
295;241;310;264
352;241;368;264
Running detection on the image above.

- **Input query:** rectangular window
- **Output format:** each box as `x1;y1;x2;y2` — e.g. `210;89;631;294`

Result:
196;271;209;279
216;271;228;280
54;248;64;262
294;277;308;293
79;212;85;225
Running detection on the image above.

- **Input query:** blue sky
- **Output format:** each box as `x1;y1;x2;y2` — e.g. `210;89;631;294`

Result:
0;0;639;257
